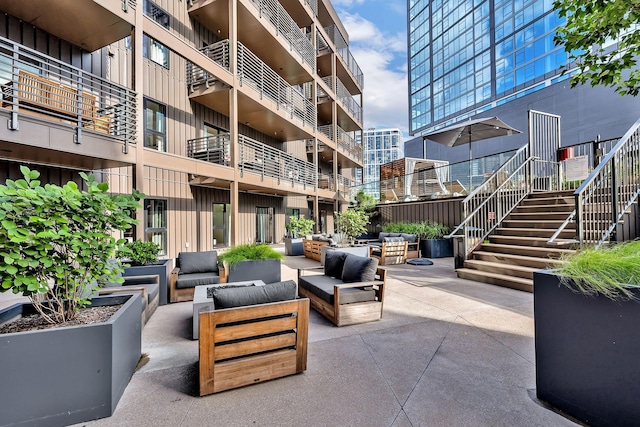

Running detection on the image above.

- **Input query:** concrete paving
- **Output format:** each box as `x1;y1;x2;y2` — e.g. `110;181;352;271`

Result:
2;255;578;426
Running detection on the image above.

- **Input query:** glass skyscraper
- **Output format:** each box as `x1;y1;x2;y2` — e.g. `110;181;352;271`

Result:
409;0;567;136
356;128;404;186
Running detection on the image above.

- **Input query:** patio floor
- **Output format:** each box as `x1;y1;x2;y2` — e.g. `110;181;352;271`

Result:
6;254;579;426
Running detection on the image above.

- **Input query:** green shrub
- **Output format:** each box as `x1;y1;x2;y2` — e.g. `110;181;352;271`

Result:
382;221;450;239
0;166;142;324
116;240;160;266
557;241;640;300
285;216;315;238
335;209;370;244
218;243;284;267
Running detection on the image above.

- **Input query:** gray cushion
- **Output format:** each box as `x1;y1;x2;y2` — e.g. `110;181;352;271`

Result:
310;234;324;241
298;275;376;305
324;251;348;278
176;272;221;289
384;236;405;243
178;251;218;274
226;259;281;284
378;232;391;240
124;283;159;304
341;254;378;283
212;280;297;309
389;233;402;237
401;233;417;243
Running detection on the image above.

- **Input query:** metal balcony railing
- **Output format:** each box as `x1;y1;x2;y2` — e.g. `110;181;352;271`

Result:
323;25;363;88
324;25;347;50
318;173;335;190
0;36;137;146
304;0;318;16
318;124;334;141
239;134;316;187
187;134;231;166
187;40;231;89
336;78;362;124
238;43;316;129
316;31;329;54
337;173;357;194
336;126;363;163
246;0;316;69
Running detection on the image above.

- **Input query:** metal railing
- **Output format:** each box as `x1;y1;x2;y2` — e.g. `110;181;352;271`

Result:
337;173;357;193
573;117;640;248
187;134;231;166
337;47;364;89
316;30;330;54
238;43;316;129
336;78;362;124
187;40;231;89
239;134;316;187
318;124;334;141
318;172;334;190
324;25;347;49
447;146;536;258
0;37;137;146
336;126;362;163
319;76;334;95
304;0;318;16
246;0;316;69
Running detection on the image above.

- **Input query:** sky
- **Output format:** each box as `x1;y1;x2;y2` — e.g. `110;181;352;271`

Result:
332;0;410;139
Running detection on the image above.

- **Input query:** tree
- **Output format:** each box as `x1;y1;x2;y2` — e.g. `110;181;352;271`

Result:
554;0;640;96
334;209;369;245
351;190;376;212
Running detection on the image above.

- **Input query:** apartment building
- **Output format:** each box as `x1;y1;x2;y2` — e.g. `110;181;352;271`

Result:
355;128;403;198
0;0;364;258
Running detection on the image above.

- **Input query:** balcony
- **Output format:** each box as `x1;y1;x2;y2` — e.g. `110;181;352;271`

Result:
186;40;232;115
336;78;363;131
239;134;316;193
1;0;136;52
337;126;363;164
187;134;231;167
324;25;364;92
0;37;137;170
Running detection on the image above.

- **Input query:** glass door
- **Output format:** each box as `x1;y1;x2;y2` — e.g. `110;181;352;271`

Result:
256;207;274;243
212;203;230;248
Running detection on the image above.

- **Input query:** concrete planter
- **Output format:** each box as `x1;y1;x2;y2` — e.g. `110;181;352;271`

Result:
419;238;453;258
284;237;304;256
226;259;282;284
0;293;142;427
534;270;640;427
124;258;172;305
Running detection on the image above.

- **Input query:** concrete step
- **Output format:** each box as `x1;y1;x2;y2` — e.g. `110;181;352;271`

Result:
472;251;563;269
478;242;575;259
464;259;538;280
488;235;567;248
502;219;576;229
494;227;576;238
456;268;533;293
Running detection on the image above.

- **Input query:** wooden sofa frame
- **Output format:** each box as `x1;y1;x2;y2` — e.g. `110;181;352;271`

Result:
302;239;329;262
170;268;227;303
97;274;160;325
199;298;309;395
370;240;408;265
297;267;386;327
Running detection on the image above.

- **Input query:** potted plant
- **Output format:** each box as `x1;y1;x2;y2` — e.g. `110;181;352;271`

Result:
117;240;171;305
284;216;315;256
534;241;640;427
383;221;452;258
318;209;370;264
218;243;284;284
0;166;143;427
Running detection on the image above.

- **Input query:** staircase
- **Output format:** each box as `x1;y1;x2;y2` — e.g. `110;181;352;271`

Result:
456;190;577;292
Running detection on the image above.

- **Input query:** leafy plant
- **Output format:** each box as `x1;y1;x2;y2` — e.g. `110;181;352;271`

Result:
557;241;640;300
285;216;315;238
382;221;450;239
218;243;283;267
351;190;377;212
335;209;370;245
116;240;160;266
0;166;142;324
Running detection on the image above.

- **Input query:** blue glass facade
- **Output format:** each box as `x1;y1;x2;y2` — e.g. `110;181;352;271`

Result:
356;128;403;184
409;0;568;135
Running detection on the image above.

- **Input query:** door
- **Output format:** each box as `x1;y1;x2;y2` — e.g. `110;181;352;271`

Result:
256;207;274;243
212;203;230;248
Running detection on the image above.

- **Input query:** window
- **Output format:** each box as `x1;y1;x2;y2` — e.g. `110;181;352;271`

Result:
144;199;167;255
143;34;169;68
144;0;170;29
144;98;166;151
286;208;300;220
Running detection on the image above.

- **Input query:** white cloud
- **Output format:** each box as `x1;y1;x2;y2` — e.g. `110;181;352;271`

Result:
331;0;365;6
340;13;409;137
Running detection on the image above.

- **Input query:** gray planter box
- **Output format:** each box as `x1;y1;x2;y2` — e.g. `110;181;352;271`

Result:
0;293;142;427
534;270;640;427
226;259;282;284
284;237;304;256
419;238;453;258
124;259;172;305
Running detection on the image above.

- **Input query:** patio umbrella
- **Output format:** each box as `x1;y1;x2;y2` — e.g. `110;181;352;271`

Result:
424;117;521;186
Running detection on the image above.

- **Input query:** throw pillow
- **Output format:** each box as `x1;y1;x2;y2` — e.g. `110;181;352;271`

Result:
324;251;348;278
383;236;405;243
211;280;297;309
178;250;218;274
401;233;417;243
341;254;379;283
378;232;391;240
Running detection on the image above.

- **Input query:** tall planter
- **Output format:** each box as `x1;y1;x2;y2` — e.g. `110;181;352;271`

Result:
226;259;282;284
534;270;640;427
124;258;172;305
419;238;453;258
0;294;142;427
284;237;304;256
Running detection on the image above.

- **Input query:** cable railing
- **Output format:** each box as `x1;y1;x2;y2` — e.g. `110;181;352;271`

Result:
238;43;316;129
336;126;362;163
0;36;137;146
246;0;316;69
186;40;231;89
573;117;640;248
239;134;316;187
337;173;357;193
336;78;362;124
187;134;231;166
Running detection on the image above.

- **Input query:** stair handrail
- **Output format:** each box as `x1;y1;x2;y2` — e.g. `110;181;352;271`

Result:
573;115;640;248
447;145;534;258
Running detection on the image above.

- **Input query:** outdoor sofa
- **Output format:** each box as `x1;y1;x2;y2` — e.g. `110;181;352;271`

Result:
366;232;420;260
170;251;224;303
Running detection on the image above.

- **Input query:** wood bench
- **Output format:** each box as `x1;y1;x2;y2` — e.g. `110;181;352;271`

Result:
370;240;408;265
302;239;329;262
3;70;110;133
